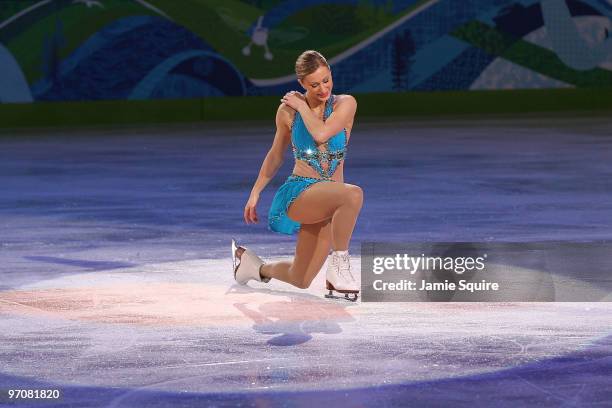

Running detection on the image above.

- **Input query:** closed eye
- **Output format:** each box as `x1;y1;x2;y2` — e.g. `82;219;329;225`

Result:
311;77;330;87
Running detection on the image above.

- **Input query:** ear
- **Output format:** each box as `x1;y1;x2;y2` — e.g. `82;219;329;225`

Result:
298;78;306;91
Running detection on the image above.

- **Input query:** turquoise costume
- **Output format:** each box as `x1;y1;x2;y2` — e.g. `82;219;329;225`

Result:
268;94;347;235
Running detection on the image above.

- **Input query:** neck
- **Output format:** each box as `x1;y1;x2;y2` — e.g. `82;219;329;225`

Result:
305;92;327;110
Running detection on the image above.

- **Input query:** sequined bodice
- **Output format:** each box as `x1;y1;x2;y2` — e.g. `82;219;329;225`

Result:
291;95;347;179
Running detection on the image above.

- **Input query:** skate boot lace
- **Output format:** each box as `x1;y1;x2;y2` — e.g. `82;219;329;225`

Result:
337;253;355;282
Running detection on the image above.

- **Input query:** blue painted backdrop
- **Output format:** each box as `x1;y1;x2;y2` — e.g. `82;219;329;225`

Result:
1;0;611;103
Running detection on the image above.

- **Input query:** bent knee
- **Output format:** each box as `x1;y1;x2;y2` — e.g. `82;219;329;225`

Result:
344;184;363;208
293;275;314;289
289;268;315;289
294;279;312;289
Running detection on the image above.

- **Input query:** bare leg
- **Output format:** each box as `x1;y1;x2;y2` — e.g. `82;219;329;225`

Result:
259;182;363;289
260;220;332;288
288;182;363;251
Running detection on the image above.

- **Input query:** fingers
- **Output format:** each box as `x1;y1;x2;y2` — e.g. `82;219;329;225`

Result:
280;91;299;104
243;205;259;224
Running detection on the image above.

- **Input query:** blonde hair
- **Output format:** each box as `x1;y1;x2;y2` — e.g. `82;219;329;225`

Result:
295;50;330;81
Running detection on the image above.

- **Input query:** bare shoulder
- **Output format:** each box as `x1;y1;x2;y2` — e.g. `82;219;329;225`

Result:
333;94;357;107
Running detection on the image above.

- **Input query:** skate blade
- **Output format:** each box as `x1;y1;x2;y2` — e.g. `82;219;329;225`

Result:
231;238;240;276
325;291;358;302
326;280;359;294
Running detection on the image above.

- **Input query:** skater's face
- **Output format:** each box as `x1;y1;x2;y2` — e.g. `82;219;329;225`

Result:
300;65;333;102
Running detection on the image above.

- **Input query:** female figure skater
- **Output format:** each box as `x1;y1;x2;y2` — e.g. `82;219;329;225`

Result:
232;50;363;301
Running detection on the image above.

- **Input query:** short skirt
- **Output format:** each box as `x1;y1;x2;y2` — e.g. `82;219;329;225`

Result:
268;174;333;235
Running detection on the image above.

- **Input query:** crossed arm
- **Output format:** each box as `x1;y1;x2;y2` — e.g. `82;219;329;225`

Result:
282;93;357;144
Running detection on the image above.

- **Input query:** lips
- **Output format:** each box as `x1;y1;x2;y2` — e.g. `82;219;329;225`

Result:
318;92;329;98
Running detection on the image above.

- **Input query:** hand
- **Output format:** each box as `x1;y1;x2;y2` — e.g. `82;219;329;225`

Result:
244;194;259;224
281;91;306;111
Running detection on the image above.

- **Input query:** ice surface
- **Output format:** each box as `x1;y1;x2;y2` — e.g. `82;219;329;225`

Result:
0;118;610;406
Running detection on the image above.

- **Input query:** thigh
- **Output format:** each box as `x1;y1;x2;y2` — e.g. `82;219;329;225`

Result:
292;220;332;286
287;181;353;224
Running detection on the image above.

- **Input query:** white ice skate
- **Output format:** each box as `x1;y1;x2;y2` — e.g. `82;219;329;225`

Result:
325;250;359;302
232;239;270;285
